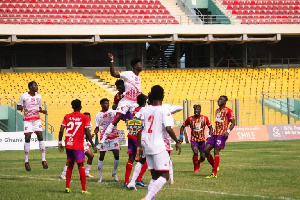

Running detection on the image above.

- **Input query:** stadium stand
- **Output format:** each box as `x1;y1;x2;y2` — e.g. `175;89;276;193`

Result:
0;71;121;138
221;0;300;24
97;67;300;126
0;0;179;25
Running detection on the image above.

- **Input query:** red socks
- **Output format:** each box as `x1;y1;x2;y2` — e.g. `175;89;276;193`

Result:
79;165;87;191
213;155;220;176
193;155;199;172
137;161;148;181
66;164;74;189
124;160;133;184
207;154;214;167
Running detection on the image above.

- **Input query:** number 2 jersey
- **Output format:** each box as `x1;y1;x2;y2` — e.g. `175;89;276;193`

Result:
61;112;91;151
95;109;118;140
139;105;174;155
214;106;234;136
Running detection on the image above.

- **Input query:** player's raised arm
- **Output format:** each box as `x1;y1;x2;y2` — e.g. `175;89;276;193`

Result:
85;128;97;153
166;126;181;155
108;53;120;78
58;125;65;152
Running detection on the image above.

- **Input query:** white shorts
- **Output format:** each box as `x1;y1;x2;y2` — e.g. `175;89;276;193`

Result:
116;97;138;115
24;119;43;134
145;150;170;171
84;141;90;152
99;138;120;152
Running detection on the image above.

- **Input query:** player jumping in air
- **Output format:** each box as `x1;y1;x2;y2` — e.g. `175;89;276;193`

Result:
180;104;213;174
17;81;48;171
94;98;120;183
58;99;97;194
204;96;235;179
136;85;181;200
60;112;95;179
100;53;142;144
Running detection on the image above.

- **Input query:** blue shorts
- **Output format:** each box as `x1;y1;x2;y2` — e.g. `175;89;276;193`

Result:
66;149;85;163
206;135;228;149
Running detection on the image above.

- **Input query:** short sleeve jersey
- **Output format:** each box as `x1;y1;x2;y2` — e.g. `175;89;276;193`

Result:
95;109;118;140
140;105;174;155
17;92;42;121
120;71;141;101
113;92;124;106
183;115;211;142
214;107;234;136
61;112;91;150
127;106;142;140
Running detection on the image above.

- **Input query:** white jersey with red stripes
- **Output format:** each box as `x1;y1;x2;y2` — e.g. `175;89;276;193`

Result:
17;92;42;121
95;109;118;140
120;71;141;101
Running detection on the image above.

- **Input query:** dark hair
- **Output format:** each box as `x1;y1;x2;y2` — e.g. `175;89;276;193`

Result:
100;98;109;105
150;85;164;101
115;79;124;87
193;104;201;109
28;81;37;89
220;95;228;101
131;58;142;68
148;92;153;105
137;93;147;107
83;112;90;116
71;99;81;110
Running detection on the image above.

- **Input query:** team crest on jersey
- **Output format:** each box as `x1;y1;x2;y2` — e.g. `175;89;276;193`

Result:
126;118;143;135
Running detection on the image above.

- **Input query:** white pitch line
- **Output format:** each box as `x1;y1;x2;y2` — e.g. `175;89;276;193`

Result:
0;174;297;200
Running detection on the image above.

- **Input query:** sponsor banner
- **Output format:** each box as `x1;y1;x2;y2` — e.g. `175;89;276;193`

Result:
226;125;269;142
267;124;300;140
0;132;39;151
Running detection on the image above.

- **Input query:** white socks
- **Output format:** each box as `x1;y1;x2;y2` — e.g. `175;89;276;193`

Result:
129;162;142;184
39;141;46;161
113;159;119;175
145;177;167;200
98;160;103;178
169;160;173;182
85;164;92;174
24;142;30;162
62;165;68;175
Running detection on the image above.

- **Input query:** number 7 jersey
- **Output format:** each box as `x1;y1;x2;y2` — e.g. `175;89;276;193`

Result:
61;112;91;150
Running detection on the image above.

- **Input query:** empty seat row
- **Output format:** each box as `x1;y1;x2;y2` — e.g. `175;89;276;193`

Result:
223;0;300;6
227;5;300;9
2;0;161;4
241;18;300;24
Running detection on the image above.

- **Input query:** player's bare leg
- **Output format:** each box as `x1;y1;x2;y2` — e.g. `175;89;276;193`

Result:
128;157;147;190
198;150;206;172
97;151;106;182
204;144;214;168
112;150;120;182
85;149;94;177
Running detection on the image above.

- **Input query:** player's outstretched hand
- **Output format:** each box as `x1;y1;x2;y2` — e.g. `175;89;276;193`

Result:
176;142;181;155
93;146;97;153
58;144;64;152
41;110;47;115
108;53;114;61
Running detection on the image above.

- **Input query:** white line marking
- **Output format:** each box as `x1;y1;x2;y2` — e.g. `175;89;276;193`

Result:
0;174;297;200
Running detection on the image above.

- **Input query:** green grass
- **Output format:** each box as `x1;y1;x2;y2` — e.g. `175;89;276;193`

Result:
0;140;300;200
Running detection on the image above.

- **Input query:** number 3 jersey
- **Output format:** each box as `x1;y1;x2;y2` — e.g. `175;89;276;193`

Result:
139;105;174;155
214;107;234;136
95;109;118;140
61;112;91;150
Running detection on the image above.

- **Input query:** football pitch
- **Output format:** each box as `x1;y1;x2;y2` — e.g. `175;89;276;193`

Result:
0;140;299;200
